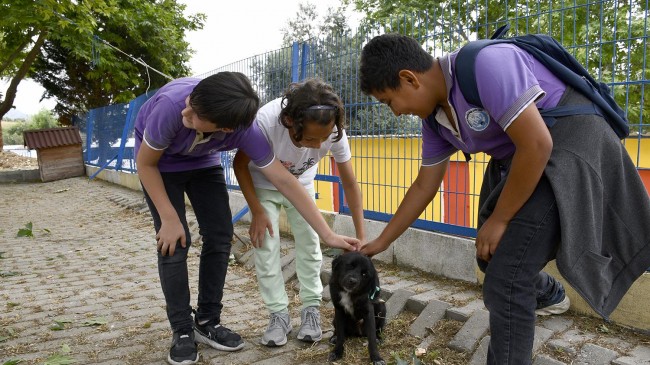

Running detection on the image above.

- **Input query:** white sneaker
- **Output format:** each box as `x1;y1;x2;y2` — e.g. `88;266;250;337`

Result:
535;295;571;316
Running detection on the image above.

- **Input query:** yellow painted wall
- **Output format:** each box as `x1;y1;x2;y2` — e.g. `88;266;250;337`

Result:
314;136;650;229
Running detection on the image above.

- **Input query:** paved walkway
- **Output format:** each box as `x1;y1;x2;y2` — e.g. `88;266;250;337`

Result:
1;177;649;365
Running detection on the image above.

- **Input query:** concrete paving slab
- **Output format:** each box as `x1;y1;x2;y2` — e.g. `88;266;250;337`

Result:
612;345;650;365
408;299;450;338
448;309;490;352
385;288;415;323
575;343;619;365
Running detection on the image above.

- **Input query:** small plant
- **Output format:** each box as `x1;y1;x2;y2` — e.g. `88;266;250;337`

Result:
81;317;108;327
393;350;423;365
50;318;72;331
0;327;17;342
3;359;24;365
16;222;33;237
16;222;50;238
44;344;76;365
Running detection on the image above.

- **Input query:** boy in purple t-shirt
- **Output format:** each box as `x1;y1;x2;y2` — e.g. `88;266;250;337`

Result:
135;72;359;365
357;34;650;364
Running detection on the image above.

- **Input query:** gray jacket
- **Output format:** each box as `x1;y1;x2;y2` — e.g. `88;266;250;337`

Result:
482;88;650;319
545;89;650;319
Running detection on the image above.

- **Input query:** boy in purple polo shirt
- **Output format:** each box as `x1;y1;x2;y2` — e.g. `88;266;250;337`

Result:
135;72;359;365
358;34;650;364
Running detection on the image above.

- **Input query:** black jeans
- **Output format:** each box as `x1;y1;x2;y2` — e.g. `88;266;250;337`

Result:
477;159;562;365
142;166;233;332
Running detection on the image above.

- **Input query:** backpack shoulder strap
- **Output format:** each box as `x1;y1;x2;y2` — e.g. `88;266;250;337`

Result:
455;40;504;107
454;23;512;107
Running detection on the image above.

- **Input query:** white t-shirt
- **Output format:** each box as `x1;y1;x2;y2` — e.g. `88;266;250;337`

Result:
248;98;352;190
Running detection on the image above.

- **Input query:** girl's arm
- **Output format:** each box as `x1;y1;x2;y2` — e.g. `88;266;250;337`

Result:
233;150;274;248
136;143;186;256
260;159;359;251
336;160;366;242
361;160;449;256
475;103;552;261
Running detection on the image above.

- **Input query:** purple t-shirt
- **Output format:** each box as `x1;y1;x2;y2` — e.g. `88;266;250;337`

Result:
421;44;567;165
134;77;274;172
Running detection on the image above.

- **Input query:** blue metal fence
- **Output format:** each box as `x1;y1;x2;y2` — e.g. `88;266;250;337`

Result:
77;1;649;239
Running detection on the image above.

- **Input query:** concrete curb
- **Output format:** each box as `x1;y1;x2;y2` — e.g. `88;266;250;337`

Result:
0;168;40;183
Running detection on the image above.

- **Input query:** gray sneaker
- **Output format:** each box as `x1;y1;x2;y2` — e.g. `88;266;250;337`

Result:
261;311;292;347
297;306;322;342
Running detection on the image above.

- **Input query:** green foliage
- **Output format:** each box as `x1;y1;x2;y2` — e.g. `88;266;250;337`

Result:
2;109;58;144
44;344;76;365
16;222;33;237
392;350;423;365
50;318;73;331
2;359;23;365
81;317;108;326
344;0;649;134
1;0;204;124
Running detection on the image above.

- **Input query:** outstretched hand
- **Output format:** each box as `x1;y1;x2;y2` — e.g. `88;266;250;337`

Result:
323;234;360;252
360;238;389;257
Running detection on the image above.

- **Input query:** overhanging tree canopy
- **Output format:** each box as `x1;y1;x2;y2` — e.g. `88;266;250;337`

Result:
0;0;204;147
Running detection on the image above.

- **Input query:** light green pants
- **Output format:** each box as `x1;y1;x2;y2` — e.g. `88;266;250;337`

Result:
254;187;323;314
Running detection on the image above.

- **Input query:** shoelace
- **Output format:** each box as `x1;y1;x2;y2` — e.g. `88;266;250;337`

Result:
303;309;320;330
269;314;288;330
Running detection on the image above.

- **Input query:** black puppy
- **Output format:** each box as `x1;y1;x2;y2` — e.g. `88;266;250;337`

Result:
328;252;386;365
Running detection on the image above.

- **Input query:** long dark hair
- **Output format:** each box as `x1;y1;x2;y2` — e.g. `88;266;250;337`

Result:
279;78;346;142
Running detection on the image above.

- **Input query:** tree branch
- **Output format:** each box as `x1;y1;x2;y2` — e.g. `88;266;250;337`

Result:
0;28;38;75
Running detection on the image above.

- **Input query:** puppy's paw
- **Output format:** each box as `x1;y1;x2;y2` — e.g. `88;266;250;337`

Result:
328;350;343;362
329;335;337;345
371;360;386;365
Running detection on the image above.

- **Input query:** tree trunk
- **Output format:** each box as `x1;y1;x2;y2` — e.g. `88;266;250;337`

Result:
0;28;37;75
0;29;48;150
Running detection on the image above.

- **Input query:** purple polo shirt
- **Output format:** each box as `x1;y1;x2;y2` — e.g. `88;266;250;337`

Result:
134;77;274;172
422;44;567;165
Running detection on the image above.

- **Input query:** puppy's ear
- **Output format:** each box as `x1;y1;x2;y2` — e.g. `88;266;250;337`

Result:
332;255;341;271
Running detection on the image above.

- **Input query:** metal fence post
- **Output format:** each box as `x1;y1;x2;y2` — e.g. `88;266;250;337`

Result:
291;42;299;82
300;42;309;81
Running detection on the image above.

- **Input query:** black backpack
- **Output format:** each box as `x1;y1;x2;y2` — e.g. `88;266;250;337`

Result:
454;23;630;140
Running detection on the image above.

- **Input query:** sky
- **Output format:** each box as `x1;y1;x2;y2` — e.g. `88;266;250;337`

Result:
1;0;359;118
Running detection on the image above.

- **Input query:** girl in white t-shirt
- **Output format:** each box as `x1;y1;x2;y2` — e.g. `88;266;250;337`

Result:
233;79;365;347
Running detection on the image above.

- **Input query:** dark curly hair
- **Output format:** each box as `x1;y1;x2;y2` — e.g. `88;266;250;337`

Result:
189;71;259;130
279;78;346;142
359;33;434;94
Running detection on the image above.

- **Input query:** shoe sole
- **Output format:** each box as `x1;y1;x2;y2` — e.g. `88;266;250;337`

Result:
167;353;199;365
194;330;245;352
261;337;287;347
535;295;571;316
261;329;291;347
297;333;323;342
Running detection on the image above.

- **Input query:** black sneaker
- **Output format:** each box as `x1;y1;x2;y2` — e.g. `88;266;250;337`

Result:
194;317;244;351
167;328;199;365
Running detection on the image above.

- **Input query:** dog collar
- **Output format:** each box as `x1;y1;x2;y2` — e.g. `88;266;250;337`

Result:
369;286;381;300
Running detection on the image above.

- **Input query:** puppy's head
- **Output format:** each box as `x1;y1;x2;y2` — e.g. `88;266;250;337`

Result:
331;252;379;294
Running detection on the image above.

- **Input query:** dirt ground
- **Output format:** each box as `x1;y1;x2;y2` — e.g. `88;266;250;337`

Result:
0;150;38;170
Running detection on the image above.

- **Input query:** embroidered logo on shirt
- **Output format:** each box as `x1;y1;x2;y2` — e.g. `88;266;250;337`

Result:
465;108;490;131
